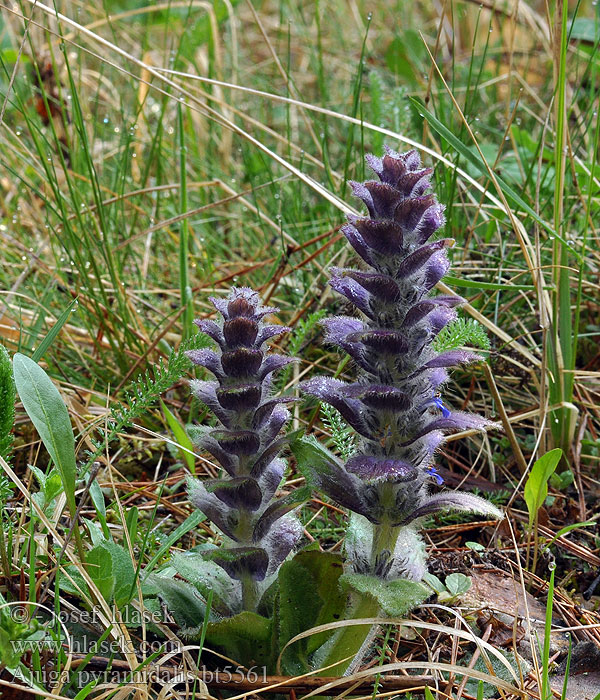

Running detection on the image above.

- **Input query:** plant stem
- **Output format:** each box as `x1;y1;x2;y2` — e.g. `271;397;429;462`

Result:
316;592;380;677
241;574;260;612
550;0;577;455
370;483;400;571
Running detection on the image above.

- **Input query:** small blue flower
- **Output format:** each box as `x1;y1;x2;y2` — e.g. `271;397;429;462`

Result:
432;396;451;418
426;466;444;485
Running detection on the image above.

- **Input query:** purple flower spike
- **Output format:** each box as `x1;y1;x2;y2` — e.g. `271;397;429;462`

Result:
300;148;502;582
187;288;304;611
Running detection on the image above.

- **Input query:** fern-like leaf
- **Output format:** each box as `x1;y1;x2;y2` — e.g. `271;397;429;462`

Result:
85;334;208;468
320;404;356;461
433;317;490;353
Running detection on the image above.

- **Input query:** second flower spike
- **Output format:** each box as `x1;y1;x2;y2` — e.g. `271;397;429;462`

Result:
186;287;305;613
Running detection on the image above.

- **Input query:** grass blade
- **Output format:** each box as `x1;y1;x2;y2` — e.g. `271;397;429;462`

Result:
31;298;78;363
409;97;573;250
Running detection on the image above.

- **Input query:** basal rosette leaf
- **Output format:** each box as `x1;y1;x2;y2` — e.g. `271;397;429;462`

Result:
339;573;430;618
277;550;347;674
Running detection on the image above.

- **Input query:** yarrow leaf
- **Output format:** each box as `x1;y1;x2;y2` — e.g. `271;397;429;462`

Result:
433;317;491;353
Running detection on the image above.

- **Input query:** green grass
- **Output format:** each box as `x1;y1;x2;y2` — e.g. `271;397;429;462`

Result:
1;0;599;695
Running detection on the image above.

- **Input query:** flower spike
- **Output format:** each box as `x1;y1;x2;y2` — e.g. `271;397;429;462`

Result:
186;287;303;611
299;149;502;582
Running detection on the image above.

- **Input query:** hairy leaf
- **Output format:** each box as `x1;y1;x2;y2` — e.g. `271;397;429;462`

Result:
153;575;208;630
339;573;429;617
87;541;136;607
13;353;78;521
278;551;346;673
205;611;272;667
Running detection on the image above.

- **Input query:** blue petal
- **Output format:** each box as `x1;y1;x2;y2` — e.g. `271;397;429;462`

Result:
426;466;444;486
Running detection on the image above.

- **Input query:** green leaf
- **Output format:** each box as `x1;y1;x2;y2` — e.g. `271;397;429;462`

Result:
465;541;486;552
87;541;136;607
29;465;63;506
31;298;78;363
278;559;322;674
161;400;196;473
73;679;100;700
384;31;425;85
320;404;356;460
171;552;239;617
42;468;64;504
152;575;207;630
84;518;107;546
0;343;16;462
125;507;138;546
339;574;429;618
544;520;596;550
290;434;342;483
294;551;347;654
86;545;115;602
524;449;563;530
12;353;78;521
443;275;536;291
57;564;90;600
277;551;346;674
434;317;490;353
444;573;472;597
88;479;110;539
569;17;598;42
422;572;446;595
206;611;272;667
